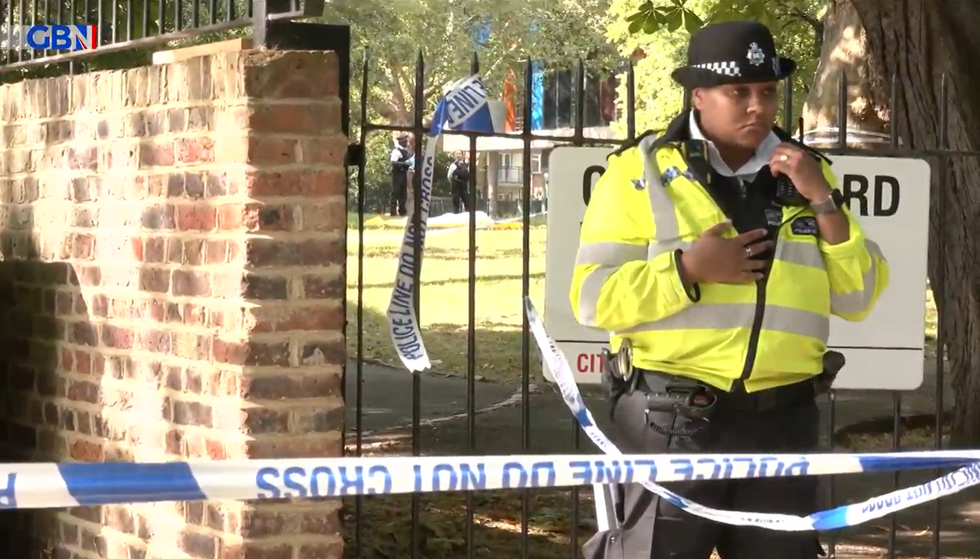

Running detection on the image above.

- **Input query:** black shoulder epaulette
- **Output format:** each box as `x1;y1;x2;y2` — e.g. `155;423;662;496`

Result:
608;110;692;160
771;126;832;165
608;129;660;159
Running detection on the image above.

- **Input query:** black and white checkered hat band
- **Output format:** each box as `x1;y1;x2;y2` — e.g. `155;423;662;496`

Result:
692;61;741;77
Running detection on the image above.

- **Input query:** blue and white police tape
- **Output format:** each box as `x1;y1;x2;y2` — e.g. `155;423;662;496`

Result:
1;451;980;511
386;74;501;372
523;297;980;531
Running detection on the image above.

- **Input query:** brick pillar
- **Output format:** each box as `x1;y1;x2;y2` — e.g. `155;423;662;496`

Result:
0;49;346;559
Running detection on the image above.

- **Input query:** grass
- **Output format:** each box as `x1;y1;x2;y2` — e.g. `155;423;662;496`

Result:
342;490;594;559
347;221;941;385
346;218;548;384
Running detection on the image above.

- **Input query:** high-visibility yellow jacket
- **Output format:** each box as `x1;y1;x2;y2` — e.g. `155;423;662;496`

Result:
569;134;890;393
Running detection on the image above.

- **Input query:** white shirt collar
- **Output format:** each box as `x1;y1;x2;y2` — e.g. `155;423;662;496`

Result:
688;111;781;181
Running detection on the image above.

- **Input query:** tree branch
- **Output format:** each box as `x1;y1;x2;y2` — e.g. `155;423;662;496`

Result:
387;57;413;124
789;8;825;48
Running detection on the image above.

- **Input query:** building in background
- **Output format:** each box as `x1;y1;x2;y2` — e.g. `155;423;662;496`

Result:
442;22;620;217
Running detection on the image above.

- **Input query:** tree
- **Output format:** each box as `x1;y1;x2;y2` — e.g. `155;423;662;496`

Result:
325;0;618;126
608;0;825;133
798;0;888;145
843;0;980;447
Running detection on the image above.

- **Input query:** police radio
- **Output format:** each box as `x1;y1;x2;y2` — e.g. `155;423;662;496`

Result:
775;175;809;207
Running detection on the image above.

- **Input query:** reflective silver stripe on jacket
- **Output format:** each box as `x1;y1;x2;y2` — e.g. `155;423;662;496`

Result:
575;141;678;326
776;239;825;270
647;238;825;270
575;242;648;267
830;239;883;314
574;241;648;326
639;135;680;239
614;303;829;341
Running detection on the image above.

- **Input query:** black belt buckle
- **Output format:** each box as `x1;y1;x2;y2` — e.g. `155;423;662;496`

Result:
645;383;717;422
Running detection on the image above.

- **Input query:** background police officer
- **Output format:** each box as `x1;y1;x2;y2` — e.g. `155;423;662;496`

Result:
390;132;414;216
572;21;890;559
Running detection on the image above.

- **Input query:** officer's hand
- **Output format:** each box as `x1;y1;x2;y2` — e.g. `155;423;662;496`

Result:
680;221;772;284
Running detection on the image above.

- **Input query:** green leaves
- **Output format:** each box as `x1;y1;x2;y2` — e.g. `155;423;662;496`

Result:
625;0;705;34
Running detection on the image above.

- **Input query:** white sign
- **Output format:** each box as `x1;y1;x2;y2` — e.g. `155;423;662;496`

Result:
543;147;931;391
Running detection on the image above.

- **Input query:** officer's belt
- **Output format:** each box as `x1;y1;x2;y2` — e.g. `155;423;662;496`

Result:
635;369;815;414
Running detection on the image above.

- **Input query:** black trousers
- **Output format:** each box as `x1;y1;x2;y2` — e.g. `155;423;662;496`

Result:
451;180;469;213
583;372;825;559
390;172;408;216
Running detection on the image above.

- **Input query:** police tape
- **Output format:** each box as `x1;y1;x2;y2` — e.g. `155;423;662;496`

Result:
386;74;500;372
1;451;979;511
523;297;980;531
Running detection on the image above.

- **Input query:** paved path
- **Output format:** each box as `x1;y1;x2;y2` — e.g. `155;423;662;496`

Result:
343;358;952;455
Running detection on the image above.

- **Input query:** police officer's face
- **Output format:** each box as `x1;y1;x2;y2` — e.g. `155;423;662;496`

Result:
693;81;780;149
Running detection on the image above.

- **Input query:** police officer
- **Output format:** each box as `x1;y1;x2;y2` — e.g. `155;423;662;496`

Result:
572;21;889;559
390;132;414;216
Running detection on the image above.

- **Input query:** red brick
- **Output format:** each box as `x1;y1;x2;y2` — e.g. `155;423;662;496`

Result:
301;136;348;165
77;266;101;286
67;380;100;404
173;270;210;297
105;505;136;534
101;324;134;349
251;305;343;332
212;338;248;365
139;141;175;166
242;204;295;232
180;530;216;559
70;233;96;259
140;203;175;229
243;372;340;400
139;329;171;352
308;168;347;197
184;239;205;265
218;204;245;230
243;408;289;434
245;435;341;459
176;137;214;164
144;237;166;262
299;200;344;232
245;238;344;268
249;104;313;134
244;341;290;366
68;439;103;461
175;204;216;231
302;274;344;299
139;268;170;292
293;405;345;434
247;137;298;165
242;51;339;99
206;240;229;264
173;400;212;427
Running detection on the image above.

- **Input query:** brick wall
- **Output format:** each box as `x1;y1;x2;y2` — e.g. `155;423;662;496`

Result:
0;49;347;559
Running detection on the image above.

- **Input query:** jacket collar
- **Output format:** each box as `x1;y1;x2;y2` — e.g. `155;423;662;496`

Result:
648;110;830;167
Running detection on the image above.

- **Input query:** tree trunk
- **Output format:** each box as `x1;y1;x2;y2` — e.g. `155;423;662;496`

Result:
801;0;890;148
843;0;980;447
